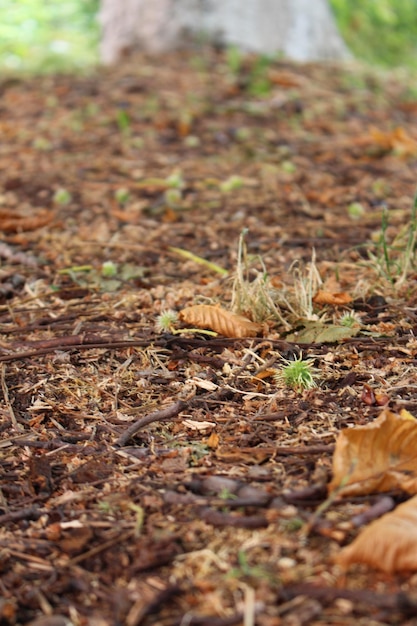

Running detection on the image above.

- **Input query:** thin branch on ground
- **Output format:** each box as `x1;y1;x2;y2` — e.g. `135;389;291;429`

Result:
114;399;189;446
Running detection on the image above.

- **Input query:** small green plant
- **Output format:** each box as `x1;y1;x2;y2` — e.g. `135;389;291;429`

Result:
220;175;244;193
368;190;417;287
231;229;289;328
97;500;115;514
227;550;275;582
282;517;304;532
372;178;390;198
156;310;179;333
231;230;326;333
225;45;243;75
164;188;183;208
33;137;52;151
281;160;296;174
114;188;130;204
116;109;131;136
101;261;118;278
247;55;273;96
274;353;319;391
282;251;323;322
183;135;200;148
234;127;252;142
348;202;365;219
128;503;145;537
339;311;362;328
53;188;72;205
166;171;185;189
218;488;237;501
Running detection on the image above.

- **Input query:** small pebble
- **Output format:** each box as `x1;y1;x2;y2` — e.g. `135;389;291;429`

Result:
277;557;296;570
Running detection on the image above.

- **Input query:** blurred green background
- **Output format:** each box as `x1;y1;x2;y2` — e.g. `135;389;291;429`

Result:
1;0;417;74
330;0;417;68
1;0;99;73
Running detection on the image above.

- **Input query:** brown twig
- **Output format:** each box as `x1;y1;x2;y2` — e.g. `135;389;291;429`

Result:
0;335;162;362
173;613;245;626
68;530;133;566
1;363;22;431
0;506;47;524
200;508;269;529
280;583;417;613
0;333;268;363
114;400;189;447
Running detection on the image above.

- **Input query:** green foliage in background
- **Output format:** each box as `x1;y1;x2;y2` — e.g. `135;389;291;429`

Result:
0;0;99;73
330;0;417;68
1;0;417;74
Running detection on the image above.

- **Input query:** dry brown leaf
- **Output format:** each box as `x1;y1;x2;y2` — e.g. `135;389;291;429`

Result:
267;70;301;88
110;207;140;224
336;495;417;573
369;126;417;157
58;524;93;555
215;446;272;464
179;304;263;338
313;290;352;306
0;209;53;233
206;432;220;449
328;408;417;497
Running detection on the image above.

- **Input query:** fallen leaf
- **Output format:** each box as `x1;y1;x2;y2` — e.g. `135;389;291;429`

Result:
206;432;219;449
336;495;417;573
286;321;359;343
58;525;93;555
0;208;53;233
267;70;302;88
215;446;272;464
313;290;352;305
179;304;263;338
328;408;417;497
369;126;417;157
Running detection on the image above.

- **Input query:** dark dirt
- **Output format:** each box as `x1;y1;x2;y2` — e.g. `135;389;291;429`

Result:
1;47;417;625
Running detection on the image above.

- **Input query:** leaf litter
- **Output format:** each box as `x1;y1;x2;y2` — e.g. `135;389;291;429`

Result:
2;49;417;624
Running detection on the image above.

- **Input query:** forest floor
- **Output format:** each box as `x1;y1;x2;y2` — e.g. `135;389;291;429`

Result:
2;47;417;626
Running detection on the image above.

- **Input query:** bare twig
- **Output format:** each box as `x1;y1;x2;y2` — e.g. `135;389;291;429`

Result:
1;363;22;431
68;530;133;566
0;335;161;363
280;583;417;613
0;506;47;524
114;400;188;447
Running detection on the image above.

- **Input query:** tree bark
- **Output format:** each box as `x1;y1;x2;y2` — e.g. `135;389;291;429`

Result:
99;0;350;65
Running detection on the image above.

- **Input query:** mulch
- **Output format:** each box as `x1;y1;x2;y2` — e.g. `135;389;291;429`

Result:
1;47;417;625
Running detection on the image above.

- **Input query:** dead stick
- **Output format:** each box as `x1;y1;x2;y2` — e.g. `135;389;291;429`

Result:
0;337;185;363
69;530;133;566
0;506;47;524
114;400;188;447
1;363;22;431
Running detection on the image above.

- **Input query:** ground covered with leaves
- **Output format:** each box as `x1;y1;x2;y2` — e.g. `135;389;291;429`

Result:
2;48;417;626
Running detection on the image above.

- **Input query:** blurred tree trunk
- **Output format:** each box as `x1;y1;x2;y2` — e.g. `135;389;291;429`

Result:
99;0;350;65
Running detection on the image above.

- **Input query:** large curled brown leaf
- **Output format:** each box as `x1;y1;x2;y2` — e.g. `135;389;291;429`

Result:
312;290;352;305
336;495;417;573
328;408;417;497
0;208;53;233
179;304;263;338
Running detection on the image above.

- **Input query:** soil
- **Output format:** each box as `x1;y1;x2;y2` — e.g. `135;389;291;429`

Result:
1;47;417;626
